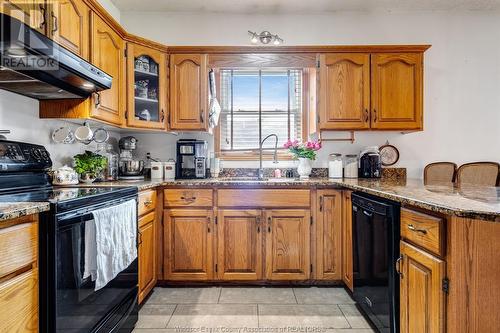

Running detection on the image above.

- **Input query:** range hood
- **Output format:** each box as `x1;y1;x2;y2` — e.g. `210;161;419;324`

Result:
0;13;112;99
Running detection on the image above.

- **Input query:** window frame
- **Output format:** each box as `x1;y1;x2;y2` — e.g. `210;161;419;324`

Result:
214;67;312;160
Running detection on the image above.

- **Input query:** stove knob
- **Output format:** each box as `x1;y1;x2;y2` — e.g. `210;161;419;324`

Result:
32;149;42;159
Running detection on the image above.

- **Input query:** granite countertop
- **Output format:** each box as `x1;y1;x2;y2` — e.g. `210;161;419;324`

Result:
68;177;500;221
3;177;499;223
0;202;50;222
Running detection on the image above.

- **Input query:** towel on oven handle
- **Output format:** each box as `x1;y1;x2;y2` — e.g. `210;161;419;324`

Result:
83;199;137;291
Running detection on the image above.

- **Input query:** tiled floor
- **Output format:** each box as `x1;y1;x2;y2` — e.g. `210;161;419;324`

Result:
133;287;375;333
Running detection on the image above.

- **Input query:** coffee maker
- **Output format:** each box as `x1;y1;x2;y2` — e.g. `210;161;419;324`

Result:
176;139;209;179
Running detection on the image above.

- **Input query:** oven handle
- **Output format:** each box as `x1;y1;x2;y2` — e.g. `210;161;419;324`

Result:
57;196;137;223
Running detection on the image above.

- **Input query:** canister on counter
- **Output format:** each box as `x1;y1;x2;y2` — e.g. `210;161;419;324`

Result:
328;153;343;178
344;154;359;178
151;161;163;179
163;159;176;180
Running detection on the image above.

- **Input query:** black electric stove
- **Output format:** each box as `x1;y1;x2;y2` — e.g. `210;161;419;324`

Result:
0;139;139;333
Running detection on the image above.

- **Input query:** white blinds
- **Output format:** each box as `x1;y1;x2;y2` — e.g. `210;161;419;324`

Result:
219;69;303;151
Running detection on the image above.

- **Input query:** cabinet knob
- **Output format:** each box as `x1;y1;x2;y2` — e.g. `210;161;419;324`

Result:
94;92;101;109
373;109;377;122
200;109;204;123
143;200;153;206
39;5;46;29
395;255;403;278
160;109;165;122
364;109;369;122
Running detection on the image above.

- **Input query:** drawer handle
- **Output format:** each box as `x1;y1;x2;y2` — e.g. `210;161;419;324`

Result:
180;196;196;201
138;230;143;245
267;216;272;233
407;224;427;235
256;216;261;233
143;200;153;206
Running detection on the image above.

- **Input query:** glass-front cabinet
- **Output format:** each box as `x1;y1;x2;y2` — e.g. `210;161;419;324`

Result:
126;43;167;129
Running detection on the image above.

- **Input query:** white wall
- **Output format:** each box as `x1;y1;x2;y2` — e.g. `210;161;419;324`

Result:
121;10;500;178
0;90;120;168
97;0;121;22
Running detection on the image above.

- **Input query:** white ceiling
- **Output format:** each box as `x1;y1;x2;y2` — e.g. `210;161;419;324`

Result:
111;0;500;13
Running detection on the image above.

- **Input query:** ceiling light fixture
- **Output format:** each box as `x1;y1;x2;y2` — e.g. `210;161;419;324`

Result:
248;31;284;45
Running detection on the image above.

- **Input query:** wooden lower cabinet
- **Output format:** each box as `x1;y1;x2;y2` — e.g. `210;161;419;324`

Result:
399;241;445;333
0;214;38;332
316;190;343;280
217;209;263;280
164;209;214;280
265;209;311;280
138;211;156;304
342;191;354;291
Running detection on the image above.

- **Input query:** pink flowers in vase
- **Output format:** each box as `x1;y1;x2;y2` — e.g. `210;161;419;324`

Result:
284;139;322;160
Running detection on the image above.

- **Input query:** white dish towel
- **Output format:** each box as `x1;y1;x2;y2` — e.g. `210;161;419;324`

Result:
83;199;137;291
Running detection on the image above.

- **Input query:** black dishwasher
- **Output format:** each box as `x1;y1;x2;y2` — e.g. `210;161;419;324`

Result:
351;192;400;333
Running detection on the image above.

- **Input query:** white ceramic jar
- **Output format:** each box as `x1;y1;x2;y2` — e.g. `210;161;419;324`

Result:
150;161;163;179
344;154;359;178
163;160;176;180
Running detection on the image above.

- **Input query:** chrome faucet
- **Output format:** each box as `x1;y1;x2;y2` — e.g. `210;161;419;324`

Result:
259;134;279;180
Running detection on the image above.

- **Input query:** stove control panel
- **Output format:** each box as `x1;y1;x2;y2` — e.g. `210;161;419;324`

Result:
0;140;52;172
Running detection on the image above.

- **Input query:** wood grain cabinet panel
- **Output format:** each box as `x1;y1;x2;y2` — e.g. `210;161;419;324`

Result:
90;12;125;126
400;241;445;333
342;191;354;291
265;209;310;280
319;53;370;130
49;0;89;59
138;211;156;304
164;209;213;280
401;208;445;257
316;190;343;280
0;269;38;333
138;189;157;216
164;189;213;208
371;53;423;130
0;220;37;278
169;54;208;131
217;210;263;280
1;0;46;34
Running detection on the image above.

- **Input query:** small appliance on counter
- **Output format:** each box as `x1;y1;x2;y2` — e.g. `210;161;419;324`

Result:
118;136;145;180
359;146;382;178
176;139;209;179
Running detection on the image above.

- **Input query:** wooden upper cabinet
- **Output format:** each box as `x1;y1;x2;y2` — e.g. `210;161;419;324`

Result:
265;209;310;280
169;54;208;131
371;53;423;130
49;0;89;60
1;0;46;34
90;13;125;126
217;210;263;280
319;53;370;130
342;191;353;291
316;189;343;280
400;241;445;333
164;209;213;280
126;43;167;130
138;211;156;304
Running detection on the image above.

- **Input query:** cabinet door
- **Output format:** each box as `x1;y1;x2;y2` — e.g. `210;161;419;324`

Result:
49;0;89;60
126;43;167;130
0;269;38;332
164;209;213;280
319;53;370;130
169;54;208;131
316;190;342;280
138;211;156;304
371;53;423;130
1;0;46;34
217;209;263;280
90;13;125;126
265;209;310;280
342;191;354;291
400;241;445;333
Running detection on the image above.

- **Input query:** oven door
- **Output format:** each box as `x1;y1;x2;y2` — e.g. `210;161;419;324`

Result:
45;204;138;332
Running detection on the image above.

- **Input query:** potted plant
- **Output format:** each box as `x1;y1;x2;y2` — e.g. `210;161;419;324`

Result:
73;151;107;184
284;139;322;179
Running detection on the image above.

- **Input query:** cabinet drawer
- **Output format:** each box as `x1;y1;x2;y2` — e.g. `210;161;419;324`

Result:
0;269;38;332
218;189;310;208
401;208;445;256
0;220;38;279
138;190;157;216
164;189;213;207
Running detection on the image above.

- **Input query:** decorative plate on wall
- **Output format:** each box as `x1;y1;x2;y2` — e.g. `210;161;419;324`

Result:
379;141;400;166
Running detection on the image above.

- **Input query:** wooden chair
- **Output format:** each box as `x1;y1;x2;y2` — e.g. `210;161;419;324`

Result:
424;162;457;185
456;162;500;186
